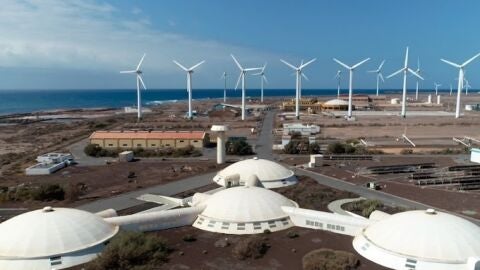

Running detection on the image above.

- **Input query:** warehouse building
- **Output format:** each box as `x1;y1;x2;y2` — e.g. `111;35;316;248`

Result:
89;130;206;149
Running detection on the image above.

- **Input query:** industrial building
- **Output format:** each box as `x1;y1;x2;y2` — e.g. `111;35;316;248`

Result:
89;130;206;149
0;207;118;270
212;157;298;188
282;123;320;135
322;98;350;110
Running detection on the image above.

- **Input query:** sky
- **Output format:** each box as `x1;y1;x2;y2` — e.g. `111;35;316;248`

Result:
1;0;480;90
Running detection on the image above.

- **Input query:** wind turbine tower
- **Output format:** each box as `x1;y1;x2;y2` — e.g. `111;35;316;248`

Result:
120;54;147;121
368;60;385;96
333;57;370;119
280;58;316;119
173;60;205;120
253;63;268;103
221;72;227;103
414;58;422;101
334;70;342;98
231;54;262;121
434;82;442;96
387;47;423;118
441;52;480;118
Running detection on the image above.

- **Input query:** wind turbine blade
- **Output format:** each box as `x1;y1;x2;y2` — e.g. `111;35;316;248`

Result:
280;59;297;70
189;60;205;70
220;72;226;80
235;72;242;90
440;59;461;68
173;60;188;71
378;60;385;70
263;75;268;84
262;62;267;71
138;75;147;90
404;47;409;68
386;68;404;79
252;72;262;76
367;70;377;73
301;73;309;81
136;53;146;70
462;52;480;67
417;57;420;70
120;70;137;74
352;58;370;69
245;67;262;72
231;54;243;70
379;73;385;82
333;58;350;70
299;58;316;69
408;68;424;80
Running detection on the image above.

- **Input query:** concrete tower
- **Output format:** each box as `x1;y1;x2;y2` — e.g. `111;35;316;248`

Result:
211;125;229;164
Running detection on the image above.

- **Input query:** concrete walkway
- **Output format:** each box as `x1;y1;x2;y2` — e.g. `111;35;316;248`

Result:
327;197;365;216
78;171;217;212
254;110;275;159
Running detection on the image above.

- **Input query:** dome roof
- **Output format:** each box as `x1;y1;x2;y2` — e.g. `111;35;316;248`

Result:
0;207;119;258
360;209;480;262
193;186;298;234
323;99;349;106
213;158;296;189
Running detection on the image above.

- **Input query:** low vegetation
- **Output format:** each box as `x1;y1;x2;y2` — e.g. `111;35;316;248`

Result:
326;142;383;155
232;235;270;260
0;183;65;202
302;248;359;270
84;144;202;158
226;139;254;156
85;231;170;270
343;199;405;217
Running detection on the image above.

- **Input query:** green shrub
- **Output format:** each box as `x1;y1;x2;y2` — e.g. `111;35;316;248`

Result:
302;248;359;270
344;199;383;217
327;142;345;154
85;231;170;270
31;184;65;201
232;235;269;260
226;139;254;155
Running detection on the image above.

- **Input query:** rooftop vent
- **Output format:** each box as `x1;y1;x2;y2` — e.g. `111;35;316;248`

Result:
42;206;54;213
425;208;437;215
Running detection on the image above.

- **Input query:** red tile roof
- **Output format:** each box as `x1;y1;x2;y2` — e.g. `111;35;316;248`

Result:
89;130;205;140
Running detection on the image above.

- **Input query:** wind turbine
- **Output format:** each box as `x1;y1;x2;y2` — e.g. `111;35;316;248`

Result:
450;84;453;96
434;82;442;96
367;60;385;96
173;60;205;120
441;52;480;118
280;58;316;119
221;72;227;103
465;78;471;95
387;47;423;118
333;57;370;119
231;54;262;121
120;53;147;121
334;70;342;98
253;63;268;103
414;58;422;100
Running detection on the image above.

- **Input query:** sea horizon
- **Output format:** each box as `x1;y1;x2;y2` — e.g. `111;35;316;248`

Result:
0;88;463;116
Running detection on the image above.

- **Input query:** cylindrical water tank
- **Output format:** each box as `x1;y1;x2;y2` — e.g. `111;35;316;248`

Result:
427;94;432;103
437;95;441;104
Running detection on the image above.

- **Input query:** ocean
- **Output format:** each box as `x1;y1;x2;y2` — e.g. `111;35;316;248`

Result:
0;88;448;115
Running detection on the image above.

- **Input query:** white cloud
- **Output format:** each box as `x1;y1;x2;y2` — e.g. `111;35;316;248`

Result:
0;0;280;87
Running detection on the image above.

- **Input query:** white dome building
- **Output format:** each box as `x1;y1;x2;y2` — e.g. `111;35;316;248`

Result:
0;206;119;270
193;183;298;234
353;209;480;270
213;157;297;189
322;99;350;110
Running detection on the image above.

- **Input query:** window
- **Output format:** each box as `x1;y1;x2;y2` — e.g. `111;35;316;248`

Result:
193;140;198;142
108;144;113;147
237;223;245;230
179;140;185;142
122;144;128;147
253;222;261;230
50;256;62;266
137;144;142;147
151;144;156;147
166;144;170;146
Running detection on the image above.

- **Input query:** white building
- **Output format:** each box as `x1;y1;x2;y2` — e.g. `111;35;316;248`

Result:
36;153;73;164
471;148;480;164
213;157;297;188
192;182;298;234
283;123;320;136
0;207;118;270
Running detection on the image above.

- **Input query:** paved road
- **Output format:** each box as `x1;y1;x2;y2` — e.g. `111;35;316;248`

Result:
78;171;217;212
67;138;114;166
254;110;275;158
327;197;364;216
294;168;480;225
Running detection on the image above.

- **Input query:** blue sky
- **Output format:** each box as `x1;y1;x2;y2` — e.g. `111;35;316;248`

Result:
1;0;480;90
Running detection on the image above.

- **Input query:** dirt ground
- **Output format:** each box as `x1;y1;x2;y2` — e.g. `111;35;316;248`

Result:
309;156;480;219
151;176;388;270
0;160;224;209
155;226;386;270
